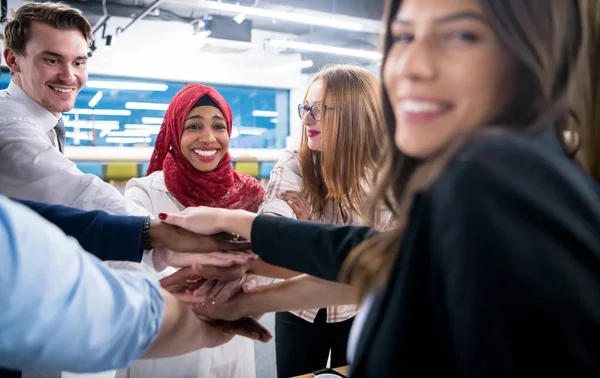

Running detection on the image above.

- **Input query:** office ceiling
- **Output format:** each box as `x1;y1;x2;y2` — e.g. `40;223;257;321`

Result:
60;0;386;72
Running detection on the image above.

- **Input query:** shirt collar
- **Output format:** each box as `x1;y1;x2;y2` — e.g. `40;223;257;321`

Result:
7;80;61;133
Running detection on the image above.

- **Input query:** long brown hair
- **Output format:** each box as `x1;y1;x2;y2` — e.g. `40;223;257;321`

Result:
342;0;585;300
573;0;600;180
299;64;386;220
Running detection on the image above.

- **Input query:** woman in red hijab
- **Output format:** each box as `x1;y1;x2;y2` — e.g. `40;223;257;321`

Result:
122;84;265;378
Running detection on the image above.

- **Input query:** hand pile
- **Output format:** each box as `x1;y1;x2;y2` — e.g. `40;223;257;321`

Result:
150;221;272;343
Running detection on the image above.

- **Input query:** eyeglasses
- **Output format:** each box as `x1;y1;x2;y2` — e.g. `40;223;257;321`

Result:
297;103;333;121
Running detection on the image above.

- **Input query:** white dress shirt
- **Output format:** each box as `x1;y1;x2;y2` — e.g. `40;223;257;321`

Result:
0;81;143;216
118;171;256;378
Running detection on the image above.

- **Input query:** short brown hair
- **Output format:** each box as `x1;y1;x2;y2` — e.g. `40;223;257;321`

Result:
3;2;93;55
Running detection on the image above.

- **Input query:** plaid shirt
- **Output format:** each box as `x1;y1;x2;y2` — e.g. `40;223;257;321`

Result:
259;149;392;323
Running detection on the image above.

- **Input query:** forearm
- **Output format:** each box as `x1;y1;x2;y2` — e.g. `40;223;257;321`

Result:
216;209;257;240
144;289;223;358
13;198;146;261
250;260;300;279
250;214;375;281
242;274;357;315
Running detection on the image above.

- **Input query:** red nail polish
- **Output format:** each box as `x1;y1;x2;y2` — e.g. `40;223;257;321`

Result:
158;213;167;220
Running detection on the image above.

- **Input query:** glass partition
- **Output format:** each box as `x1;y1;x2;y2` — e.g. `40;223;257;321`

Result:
0;71;290;149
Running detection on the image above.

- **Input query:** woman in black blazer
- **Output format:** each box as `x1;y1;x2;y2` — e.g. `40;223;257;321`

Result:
161;0;600;376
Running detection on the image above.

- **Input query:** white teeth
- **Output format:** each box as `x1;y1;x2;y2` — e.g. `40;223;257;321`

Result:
400;100;445;113
50;86;74;93
194;149;217;157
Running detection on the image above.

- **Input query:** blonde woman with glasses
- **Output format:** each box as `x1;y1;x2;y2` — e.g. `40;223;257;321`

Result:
254;64;392;377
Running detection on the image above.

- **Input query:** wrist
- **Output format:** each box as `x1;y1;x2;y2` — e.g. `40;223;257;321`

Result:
148;219;167;249
219;209;257;240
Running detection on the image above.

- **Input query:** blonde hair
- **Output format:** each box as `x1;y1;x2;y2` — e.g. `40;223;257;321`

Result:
299;64;386;220
3;2;93;55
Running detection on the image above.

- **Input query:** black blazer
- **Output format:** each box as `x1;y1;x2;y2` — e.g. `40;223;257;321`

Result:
251;127;600;377
13;198;146;262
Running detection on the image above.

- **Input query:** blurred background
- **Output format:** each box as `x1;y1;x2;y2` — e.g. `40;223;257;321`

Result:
1;0;384;189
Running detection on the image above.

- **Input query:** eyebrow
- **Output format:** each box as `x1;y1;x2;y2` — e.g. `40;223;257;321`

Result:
41;50;88;61
185;114;226;122
393;11;487;26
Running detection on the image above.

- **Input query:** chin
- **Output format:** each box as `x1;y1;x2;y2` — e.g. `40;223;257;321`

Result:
307;141;322;151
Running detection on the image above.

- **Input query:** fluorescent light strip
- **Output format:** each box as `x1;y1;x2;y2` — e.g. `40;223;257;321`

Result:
65;131;93;141
125;102;169;111
252;110;278;117
64;120;120;130
88;91;103;108
108;130;154;137
265;60;313;74
269;39;382;60
141;117;164;124
66;108;132;116
201;37;260;50
105;137;152;144
125;124;161;130
197;0;364;31
86;80;169;91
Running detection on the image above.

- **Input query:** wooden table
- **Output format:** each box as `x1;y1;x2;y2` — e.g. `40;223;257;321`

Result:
292;365;350;378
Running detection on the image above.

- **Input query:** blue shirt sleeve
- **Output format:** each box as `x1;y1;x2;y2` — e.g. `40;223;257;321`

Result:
0;196;165;372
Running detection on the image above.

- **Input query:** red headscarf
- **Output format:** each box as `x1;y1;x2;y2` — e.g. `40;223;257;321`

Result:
147;84;265;212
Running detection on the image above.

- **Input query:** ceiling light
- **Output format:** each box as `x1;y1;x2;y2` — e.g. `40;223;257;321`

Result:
123;125;160;134
141;117;164;124
252;110;278;117
63;120;120;130
105;137;152;144
239;126;268;135
66;108;132;116
125;102;170;111
200;37;260;50
108;130;155;137
65;131;93;141
86;81;169;91
265;60;313;74
88;91;103;108
269;39;382;60
196;0;364;31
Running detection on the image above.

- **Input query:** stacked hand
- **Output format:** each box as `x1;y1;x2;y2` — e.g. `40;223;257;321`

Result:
152;220;271;342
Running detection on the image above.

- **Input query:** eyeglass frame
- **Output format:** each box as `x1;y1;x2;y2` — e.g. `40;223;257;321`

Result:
297;103;335;121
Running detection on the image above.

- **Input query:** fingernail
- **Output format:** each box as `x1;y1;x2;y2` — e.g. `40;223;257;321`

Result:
158;213;167;220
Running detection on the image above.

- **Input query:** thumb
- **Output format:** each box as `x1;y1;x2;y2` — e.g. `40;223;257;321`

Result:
242;278;258;293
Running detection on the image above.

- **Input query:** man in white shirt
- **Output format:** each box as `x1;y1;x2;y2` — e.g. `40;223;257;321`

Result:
0;2;140;215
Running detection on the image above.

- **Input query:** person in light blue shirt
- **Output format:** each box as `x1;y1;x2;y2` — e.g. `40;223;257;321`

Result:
0;195;238;373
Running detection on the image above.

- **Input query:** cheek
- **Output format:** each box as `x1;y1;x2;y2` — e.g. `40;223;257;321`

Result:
218;133;230;150
450;54;516;131
180;134;195;150
382;53;400;104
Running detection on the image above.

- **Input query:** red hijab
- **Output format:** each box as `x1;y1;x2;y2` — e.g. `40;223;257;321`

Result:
147;84;265;212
